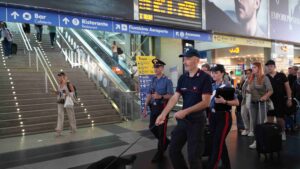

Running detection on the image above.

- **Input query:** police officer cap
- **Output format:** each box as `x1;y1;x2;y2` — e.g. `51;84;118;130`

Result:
152;59;166;67
211;64;226;73
179;47;201;58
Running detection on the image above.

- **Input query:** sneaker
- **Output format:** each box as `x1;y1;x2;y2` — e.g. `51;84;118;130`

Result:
282;132;286;141
248;132;255;137
249;141;256;149
241;130;249;136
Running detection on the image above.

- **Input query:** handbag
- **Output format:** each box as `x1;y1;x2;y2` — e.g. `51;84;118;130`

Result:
267;99;274;111
64;96;74;108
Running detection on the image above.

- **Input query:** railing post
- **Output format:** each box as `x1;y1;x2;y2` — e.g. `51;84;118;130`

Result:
88;55;91;78
45;71;48;93
36;51;39;72
29;51;31;68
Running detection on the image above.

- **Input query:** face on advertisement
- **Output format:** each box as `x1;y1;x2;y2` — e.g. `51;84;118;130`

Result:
235;0;261;23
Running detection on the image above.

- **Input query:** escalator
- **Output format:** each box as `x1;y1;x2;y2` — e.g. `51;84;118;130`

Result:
59;28;136;91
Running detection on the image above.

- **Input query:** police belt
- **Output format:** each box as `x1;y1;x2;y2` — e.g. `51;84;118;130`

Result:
211;108;231;113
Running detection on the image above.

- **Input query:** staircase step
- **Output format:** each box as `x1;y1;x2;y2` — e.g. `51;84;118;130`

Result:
0;115;122;138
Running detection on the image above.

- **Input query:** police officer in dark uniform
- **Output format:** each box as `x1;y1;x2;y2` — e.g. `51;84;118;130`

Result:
156;48;212;169
208;64;239;169
143;58;174;163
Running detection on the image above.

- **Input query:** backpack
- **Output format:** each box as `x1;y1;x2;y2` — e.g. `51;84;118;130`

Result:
67;82;78;99
117;47;123;55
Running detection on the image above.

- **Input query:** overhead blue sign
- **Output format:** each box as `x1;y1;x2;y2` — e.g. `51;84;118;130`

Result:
113;21;174;38
174;30;212;42
7;8;59;26
60;14;113;31
1;6;212;42
0;7;5;21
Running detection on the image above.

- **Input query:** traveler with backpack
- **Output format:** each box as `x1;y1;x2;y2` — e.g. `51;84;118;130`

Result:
54;72;77;136
112;41;119;64
0;22;13;58
248;62;273;149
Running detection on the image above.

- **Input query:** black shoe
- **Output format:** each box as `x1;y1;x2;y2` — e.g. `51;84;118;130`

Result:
151;151;163;163
164;139;170;151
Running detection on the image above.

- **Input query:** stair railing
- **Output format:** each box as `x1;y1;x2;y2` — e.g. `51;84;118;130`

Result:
56;28;141;120
33;47;57;93
16;23;33;68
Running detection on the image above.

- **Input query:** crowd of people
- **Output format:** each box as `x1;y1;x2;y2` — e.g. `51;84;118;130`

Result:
143;47;300;169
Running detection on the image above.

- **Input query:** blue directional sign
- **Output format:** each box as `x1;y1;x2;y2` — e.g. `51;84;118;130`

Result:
139;75;154;114
60;14;112;31
113;21;174;38
174;30;212;42
2;6;213;42
7;8;59;26
0;7;5;21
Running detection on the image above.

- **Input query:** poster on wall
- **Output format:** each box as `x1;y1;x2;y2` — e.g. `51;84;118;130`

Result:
270;0;300;43
205;0;269;39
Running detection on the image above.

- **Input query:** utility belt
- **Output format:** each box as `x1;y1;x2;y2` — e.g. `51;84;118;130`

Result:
150;99;167;106
211;108;231;113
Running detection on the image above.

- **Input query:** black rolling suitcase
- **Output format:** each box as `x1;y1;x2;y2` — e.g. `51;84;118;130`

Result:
255;102;282;160
11;43;17;55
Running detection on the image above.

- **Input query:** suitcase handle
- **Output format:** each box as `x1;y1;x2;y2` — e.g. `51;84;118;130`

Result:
258;101;267;124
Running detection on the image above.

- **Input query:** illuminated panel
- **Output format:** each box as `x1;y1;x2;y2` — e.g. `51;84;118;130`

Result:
137;0;201;28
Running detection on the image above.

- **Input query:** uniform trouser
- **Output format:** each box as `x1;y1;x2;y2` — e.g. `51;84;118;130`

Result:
149;103;169;153
208;111;232;169
49;32;56;46
169;116;206;169
56;104;77;131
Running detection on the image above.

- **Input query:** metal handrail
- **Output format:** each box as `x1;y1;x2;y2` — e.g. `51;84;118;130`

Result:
59;28;130;92
33;47;57;92
16;23;33;67
36;48;59;87
16;23;30;51
84;30;133;75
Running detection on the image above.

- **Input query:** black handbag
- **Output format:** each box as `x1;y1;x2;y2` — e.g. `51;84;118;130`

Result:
57;99;65;104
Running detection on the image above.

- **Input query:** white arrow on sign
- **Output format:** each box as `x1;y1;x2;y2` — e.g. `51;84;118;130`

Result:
11;11;19;19
115;24;121;30
62;17;70;24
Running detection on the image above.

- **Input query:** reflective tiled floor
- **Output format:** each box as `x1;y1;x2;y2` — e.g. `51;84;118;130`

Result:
1;118;300;169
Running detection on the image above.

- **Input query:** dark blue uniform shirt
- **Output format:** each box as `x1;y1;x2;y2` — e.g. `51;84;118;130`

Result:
147;75;174;104
210;82;236;112
176;69;212;120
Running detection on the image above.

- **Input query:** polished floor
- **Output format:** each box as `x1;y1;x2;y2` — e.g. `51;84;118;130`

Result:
0;118;300;169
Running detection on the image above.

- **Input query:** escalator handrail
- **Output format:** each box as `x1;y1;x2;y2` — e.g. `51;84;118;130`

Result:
59;28;130;92
84;30;133;74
